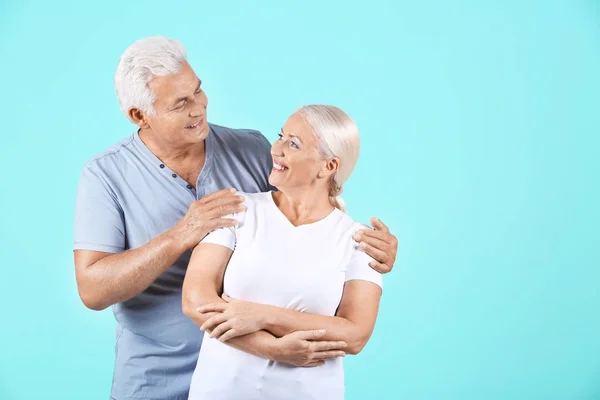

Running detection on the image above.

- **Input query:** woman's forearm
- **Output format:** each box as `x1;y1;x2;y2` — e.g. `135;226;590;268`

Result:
182;288;280;359
262;306;368;355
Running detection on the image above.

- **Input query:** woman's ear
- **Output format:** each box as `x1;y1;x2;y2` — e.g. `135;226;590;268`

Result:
319;157;340;179
327;157;341;174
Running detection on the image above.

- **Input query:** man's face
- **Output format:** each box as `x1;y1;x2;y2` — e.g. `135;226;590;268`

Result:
143;62;209;145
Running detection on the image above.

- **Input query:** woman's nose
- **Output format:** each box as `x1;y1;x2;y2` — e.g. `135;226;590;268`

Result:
271;141;284;157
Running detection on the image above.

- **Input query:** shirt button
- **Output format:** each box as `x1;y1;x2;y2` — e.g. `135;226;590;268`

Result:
159;164;165;168
187;184;193;189
172;173;177;178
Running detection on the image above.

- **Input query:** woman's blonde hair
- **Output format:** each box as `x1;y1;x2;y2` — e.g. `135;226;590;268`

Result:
296;105;360;213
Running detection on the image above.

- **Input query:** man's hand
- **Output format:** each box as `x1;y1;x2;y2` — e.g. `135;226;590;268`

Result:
353;217;398;274
269;330;347;367
171;188;246;251
197;295;267;342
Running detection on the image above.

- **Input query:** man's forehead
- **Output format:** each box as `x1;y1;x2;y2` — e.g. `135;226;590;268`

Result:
149;71;200;101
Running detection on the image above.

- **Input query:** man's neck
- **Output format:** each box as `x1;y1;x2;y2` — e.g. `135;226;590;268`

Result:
139;128;206;166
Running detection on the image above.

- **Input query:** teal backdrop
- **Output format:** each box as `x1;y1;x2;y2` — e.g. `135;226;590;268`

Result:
1;0;599;399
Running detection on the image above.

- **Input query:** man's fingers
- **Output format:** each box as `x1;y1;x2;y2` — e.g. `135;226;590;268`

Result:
311;341;348;352
218;329;240;342
200;313;229;332
197;188;238;204
208;218;239;231
359;242;390;266
371;217;390;233
369;260;392;274
208;203;247;219
302;361;325;368
357;235;388;255
354;229;387;241
197;303;228;314
209;321;232;339
312;350;346;361
205;194;245;209
292;329;327;340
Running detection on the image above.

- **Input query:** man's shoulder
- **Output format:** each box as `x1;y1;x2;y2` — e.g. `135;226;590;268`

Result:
81;133;136;172
209;123;270;152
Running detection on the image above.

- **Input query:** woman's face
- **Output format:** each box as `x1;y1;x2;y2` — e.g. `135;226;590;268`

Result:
268;113;331;192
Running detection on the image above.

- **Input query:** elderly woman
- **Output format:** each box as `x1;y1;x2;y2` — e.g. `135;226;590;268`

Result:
182;105;383;400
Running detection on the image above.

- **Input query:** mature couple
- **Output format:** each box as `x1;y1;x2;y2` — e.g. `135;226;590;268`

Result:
74;36;399;400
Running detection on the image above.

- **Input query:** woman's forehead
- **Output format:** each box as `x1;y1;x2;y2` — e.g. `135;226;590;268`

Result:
283;114;314;141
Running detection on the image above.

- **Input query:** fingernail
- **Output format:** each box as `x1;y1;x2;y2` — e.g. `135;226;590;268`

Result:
353;233;361;240
369;261;376;268
360;242;367;249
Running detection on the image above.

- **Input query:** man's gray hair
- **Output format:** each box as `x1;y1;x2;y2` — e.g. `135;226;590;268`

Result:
296;105;361;213
114;36;188;121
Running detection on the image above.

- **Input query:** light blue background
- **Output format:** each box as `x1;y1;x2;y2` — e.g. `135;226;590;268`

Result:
1;0;599;399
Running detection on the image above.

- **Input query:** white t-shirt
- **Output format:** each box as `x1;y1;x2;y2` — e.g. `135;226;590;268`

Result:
188;191;383;400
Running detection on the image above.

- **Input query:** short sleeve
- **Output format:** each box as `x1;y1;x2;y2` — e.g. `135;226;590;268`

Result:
200;198;248;251
345;242;384;289
200;225;236;250
74;166;125;253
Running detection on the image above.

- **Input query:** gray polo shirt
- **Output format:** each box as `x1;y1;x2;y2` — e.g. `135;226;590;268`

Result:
74;123;273;400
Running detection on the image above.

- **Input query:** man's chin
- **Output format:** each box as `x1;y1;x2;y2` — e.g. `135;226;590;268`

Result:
185;125;209;141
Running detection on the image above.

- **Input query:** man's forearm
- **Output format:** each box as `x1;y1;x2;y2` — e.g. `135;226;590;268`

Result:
79;230;187;310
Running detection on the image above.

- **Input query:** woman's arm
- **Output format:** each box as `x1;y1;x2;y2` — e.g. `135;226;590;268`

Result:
201;280;381;355
182;242;278;359
182;242;348;363
263;280;381;354
198;239;383;355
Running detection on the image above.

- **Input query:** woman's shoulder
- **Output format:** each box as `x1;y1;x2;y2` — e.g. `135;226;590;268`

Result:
335;211;370;236
233;191;275;219
236;191;272;206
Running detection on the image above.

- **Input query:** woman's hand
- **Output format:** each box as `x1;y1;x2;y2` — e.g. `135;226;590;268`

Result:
196;295;268;342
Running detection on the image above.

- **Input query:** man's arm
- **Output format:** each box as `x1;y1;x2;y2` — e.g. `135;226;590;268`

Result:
74;188;244;311
182;242;348;366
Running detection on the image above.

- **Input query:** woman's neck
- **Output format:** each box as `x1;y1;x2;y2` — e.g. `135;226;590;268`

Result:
272;187;334;226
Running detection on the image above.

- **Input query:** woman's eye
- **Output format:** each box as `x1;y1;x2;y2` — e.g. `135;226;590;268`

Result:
290;141;299;149
277;133;283;140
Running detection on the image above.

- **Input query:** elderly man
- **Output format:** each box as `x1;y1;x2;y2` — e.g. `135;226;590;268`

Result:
74;36;398;400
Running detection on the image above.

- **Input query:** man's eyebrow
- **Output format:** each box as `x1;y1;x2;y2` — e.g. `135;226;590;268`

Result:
173;80;202;104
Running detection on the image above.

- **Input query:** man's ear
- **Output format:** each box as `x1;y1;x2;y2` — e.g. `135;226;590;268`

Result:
129;107;149;129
